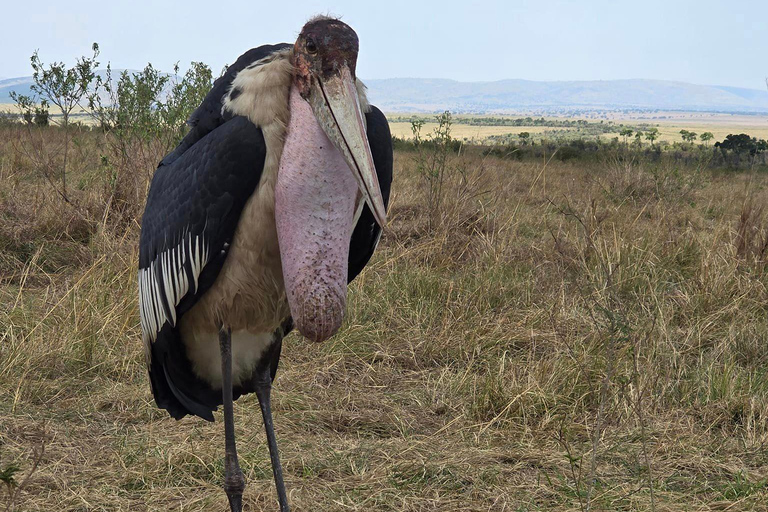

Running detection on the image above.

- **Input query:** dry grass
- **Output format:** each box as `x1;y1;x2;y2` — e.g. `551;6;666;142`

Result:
2;125;768;511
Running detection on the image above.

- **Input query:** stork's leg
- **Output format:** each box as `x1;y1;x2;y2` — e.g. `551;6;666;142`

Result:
219;327;245;512
254;365;291;512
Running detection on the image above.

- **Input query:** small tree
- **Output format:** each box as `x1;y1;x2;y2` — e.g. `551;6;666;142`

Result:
9;93;37;125
412;111;454;230
715;133;767;167
645;127;659;147
700;132;714;146
33;101;50;126
12;44;100;202
679;130;697;144
87;60;213;219
634;131;644;147
90;61;212;148
29;44;100;127
518;132;530;146
91;64;170;139
619;127;633;146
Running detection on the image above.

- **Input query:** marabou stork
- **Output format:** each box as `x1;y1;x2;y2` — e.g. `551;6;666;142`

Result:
137;17;392;512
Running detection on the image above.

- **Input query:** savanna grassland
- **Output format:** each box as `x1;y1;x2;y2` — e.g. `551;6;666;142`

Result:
388;112;768;146
2;116;768;512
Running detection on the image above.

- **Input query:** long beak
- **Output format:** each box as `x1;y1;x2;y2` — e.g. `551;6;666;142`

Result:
308;65;387;227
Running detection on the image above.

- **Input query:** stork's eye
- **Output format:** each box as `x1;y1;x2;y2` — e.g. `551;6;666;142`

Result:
306;39;318;54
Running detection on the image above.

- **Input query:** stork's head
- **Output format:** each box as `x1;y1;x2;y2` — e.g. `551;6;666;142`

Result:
275;17;386;343
288;17;386;227
293;17;359;99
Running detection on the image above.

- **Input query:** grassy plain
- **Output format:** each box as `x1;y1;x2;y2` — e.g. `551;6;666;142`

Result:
388;111;768;144
388;122;566;142
2;123;768;511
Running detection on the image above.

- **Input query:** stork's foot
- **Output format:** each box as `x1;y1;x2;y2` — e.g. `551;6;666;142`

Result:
224;463;245;512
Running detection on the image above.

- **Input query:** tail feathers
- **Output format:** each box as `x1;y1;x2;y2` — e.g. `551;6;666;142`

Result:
149;325;220;421
161;363;215;421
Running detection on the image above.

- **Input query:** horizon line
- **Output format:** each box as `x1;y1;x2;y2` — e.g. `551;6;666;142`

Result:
2;72;768;93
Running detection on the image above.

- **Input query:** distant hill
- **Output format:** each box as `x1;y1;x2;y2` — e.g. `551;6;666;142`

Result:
3;73;768;114
0;76;35;103
362;78;768;114
0;69;170;107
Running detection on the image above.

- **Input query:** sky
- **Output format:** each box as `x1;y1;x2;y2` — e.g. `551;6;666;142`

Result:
1;0;767;89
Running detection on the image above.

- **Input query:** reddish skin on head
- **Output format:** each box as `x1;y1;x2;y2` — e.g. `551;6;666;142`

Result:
293;18;359;98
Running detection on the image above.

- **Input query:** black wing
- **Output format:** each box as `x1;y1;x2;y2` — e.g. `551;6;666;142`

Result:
138;115;267;420
349;105;393;282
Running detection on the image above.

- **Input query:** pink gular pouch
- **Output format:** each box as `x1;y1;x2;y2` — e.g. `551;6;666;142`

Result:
275;85;360;342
